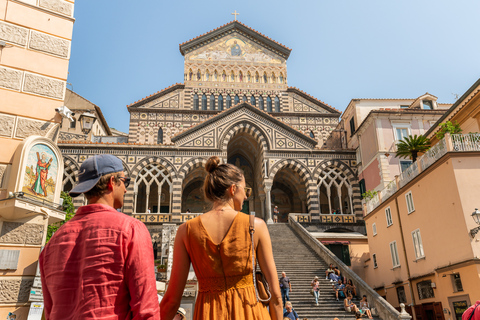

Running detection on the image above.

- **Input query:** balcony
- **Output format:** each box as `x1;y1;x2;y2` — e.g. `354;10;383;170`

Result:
366;133;480;214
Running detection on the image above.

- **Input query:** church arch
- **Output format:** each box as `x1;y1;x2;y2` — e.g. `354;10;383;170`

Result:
258;96;264;110
193;93;199;110
234;95;240;106
274;96;280;112
210;94;215;110
218;94;224;111
157;128;163;144
267;96;272;112
268;159;314;215
201;94;207;110
250;96;256;107
219;121;270;153
178;157;207;180
242;95;247;103
226;95;231;109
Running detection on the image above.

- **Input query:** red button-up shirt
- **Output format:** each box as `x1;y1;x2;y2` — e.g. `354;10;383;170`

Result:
40;204;160;320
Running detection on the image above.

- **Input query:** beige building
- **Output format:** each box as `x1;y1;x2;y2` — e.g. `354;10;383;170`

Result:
363;78;480;320
0;0;75;317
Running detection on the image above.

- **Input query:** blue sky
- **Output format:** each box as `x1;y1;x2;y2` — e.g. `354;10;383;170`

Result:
67;0;480;133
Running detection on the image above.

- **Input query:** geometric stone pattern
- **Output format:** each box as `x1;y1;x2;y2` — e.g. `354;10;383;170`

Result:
23;73;65;99
0;278;34;303
0;222;44;245
15;118;55;138
0;21;28;46
29;30;70;58
39;0;73;17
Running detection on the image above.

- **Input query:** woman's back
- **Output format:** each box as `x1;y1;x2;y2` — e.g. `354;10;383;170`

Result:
184;213;270;319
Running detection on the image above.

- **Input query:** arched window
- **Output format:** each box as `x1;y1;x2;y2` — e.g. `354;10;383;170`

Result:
250;96;256;107
255;72;259;83
239;71;243;82
210;94;215;110
258;96;264;110
230;71;235;82
188;69;193;81
205;70;210;81
226;95;231;109
317;167;353;215
134;164;173;214
309;130;315;139
263;72;268;83
218;95;224;111
271;73;276;83
275;96;280;112
193;93;199;110
267;96;272;112
279;73;284;83
242;95;247;103
197;70;201;81
234;95;240;105
201;94;207;110
157;128;164;144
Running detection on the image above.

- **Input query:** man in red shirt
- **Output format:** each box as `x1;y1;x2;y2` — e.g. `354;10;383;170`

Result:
40;155;159;319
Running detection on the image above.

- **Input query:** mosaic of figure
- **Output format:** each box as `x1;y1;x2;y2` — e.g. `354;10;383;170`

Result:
230;40;242;56
23;144;58;201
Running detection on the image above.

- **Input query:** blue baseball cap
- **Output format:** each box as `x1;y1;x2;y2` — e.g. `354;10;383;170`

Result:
69;154;124;197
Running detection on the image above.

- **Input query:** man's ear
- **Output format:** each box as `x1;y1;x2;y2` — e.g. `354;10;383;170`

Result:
107;176;115;191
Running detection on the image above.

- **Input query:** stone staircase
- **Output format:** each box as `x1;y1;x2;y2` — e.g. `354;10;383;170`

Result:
269;223;370;320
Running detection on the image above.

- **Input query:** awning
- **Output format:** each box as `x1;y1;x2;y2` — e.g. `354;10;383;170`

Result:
321;241;350;245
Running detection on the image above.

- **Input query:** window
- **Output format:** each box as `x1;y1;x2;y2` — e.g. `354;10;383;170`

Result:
210;94;215;110
349;117;355;136
310;130;315;139
417;280;434;300
263;73;267;83
400;160;412;172
218;95;223;111
372;223;377;236
412;229;424;259
396;128;409;141
359;179;366;198
197;70;201;81
390;241;400;268
385;207;393;226
234;95;240;105
258;96;264;110
372;253;378;268
242;95;247;103
274;96;280;112
400;105;409;109
451;274;463;292
324;244;351;266
201;94;207;110
423;100;433;110
226;95;231;109
267;96;272;112
70;118;76;129
396;286;407;304
157;128;163;144
193;94;199;110
406;192;415;213
250;96;256;107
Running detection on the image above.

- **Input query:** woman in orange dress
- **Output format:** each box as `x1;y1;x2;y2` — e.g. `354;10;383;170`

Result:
160;156;283;320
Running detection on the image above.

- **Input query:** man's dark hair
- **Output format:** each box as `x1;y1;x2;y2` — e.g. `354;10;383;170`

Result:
84;172;122;199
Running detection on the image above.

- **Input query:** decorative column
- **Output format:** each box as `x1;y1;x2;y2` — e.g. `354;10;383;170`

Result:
170;177;183;221
265;184;273;224
259;195;266;220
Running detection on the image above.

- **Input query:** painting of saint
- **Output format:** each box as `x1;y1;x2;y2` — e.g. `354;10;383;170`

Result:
230;40;241;56
23;144;58;202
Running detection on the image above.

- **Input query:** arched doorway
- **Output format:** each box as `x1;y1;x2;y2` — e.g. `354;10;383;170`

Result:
226;131;265;217
271;166;308;222
181;165;207;213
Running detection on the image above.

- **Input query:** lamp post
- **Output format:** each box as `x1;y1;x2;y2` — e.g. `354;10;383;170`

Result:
470;208;480;238
79;112;97;135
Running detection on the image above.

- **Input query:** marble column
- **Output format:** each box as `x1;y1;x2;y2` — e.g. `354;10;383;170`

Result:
265;184;273;224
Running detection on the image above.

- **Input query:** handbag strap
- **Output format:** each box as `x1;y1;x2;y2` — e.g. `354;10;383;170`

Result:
249;214;271;303
468;303;479;320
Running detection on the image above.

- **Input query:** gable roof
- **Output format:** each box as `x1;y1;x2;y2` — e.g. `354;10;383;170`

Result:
179;21;292;60
287;87;341;115
172;102;316;145
127;83;184;108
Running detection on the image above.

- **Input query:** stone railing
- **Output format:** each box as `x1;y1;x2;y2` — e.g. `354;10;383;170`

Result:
366;133;480;214
288;216;411;320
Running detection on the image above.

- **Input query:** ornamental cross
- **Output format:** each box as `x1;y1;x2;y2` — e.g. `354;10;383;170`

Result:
231;10;239;21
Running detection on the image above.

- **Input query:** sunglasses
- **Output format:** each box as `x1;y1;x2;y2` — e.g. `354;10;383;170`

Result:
118;176;131;188
235;185;252;197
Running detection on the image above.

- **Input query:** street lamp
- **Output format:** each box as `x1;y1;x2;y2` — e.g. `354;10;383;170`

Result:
470;208;480;238
79;112;97;134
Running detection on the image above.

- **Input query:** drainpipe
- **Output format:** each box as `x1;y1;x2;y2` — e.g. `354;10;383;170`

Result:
393;178;416;313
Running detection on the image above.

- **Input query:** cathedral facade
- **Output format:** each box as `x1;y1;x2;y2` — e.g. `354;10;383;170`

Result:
59;21;360;231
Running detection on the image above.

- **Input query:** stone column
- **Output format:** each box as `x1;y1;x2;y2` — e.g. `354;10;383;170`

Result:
170;178;183;221
265;184;273;224
259;195;266;220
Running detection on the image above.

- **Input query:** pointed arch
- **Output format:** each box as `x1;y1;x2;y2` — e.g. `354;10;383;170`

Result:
279;73;284;83
210;94;215;110
226;95;231;109
188;69;193;81
157;128;163;144
219;121;270;153
178;157;207;179
258;96;264;111
230;70;235;82
193;93;199;110
196;69;201;81
250;96;256;107
274;96;280;112
234;95;240;106
267;96;272;112
218;94;224;111
263;72;268;83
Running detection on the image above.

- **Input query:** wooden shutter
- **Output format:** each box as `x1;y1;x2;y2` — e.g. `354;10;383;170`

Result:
434;302;445;320
414;305;424;320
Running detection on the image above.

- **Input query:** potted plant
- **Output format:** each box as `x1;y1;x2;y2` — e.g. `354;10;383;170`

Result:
157;264;167;272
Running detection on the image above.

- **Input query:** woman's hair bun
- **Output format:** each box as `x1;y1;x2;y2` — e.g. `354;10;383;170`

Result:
205;156;221;173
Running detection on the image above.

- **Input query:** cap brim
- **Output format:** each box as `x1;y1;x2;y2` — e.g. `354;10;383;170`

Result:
69;175;102;197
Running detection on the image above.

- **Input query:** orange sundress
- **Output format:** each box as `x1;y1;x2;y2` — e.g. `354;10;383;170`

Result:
185;213;271;320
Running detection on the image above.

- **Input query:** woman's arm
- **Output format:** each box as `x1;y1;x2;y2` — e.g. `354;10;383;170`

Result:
254;217;283;320
159;224;191;320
